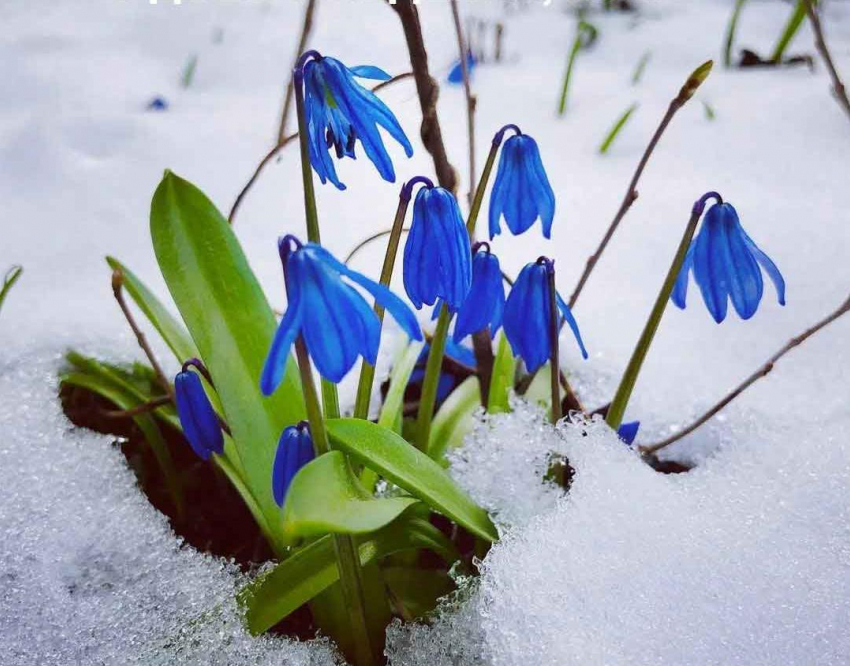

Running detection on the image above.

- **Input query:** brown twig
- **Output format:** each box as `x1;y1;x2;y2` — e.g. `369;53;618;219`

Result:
391;0;459;193
450;0;476;207
277;0;318;144
344;226;411;266
568;62;713;308
803;0;850;122
112;269;174;401
229;73;413;226
101;395;172;419
641;293;850;455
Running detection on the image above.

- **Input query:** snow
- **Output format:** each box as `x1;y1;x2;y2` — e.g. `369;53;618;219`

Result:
1;0;849;664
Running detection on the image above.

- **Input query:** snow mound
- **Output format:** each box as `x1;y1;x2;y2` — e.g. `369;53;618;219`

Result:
387;402;850;665
0;350;338;666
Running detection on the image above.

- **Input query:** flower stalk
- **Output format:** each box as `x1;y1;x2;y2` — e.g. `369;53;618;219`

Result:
605;191;722;430
415;302;452;452
545;260;562;423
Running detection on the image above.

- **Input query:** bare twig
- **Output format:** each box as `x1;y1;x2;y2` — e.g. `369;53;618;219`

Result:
391;0;459;193
450;0;476;206
641;293;850;455
277;0;318;144
112;269;174;401
568;62;713;308
101;395;172;419
803;0;850;121
228;73;413;225
344;227;411;266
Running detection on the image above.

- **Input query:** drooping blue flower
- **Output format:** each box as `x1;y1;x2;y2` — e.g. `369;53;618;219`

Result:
403;185;472;311
272;421;315;507
409;339;477;402
447;50;476;84
617;420;640;446
300;51;413;190
174;362;224;461
261;236;423;390
489;132;556;240
450;242;505;342
672;201;785;323
147;96;168;111
503;259;588;373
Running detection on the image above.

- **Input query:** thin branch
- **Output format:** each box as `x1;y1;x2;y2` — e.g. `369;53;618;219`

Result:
641;293;850;455
803;0;850;121
450;0;476;207
344;227;411;266
277;0;318;144
568;62;712;308
101;395;172;419
228;73;413;225
391;0;459;192
112;269;174;401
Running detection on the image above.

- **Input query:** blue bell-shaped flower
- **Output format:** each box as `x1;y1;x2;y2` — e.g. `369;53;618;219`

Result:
672;201;785;323
272;421;315;507
403;185;472;311
489;132;556;240
261;235;423;390
174;361;224;461
447;50;476;84
451;242;505;342
617;420;640;446
503;259;588;372
300;51;413;190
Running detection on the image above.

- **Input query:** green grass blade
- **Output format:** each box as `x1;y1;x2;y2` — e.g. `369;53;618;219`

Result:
326;418;498;542
770;0;806;63
487;332;516;414
599;103;639;155
723;0;748;67
0;265;23;317
631;51;651;85
428;375;481;461
150;171;305;550
378;340;424;434
181;54;198;89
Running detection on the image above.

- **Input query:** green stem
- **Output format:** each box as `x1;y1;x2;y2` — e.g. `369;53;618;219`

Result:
294;71;321;244
558;33;582;116
605;192;720;430
353;193;412;420
546;264;562;424
415;303;451;453
294;338;375;666
466;140;499;238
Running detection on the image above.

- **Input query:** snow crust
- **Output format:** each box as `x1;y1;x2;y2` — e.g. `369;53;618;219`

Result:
1;0;849;664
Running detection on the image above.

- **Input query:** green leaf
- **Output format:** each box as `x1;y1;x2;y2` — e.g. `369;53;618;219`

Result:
487;332;516;414
150;171;305;552
378;340;425;434
428;375;481;461
242;513;455;635
326;418;498;542
0;265;23;317
283;451;418;542
599;103;638;155
106;257;199;363
770;0;806;63
383;567;454;621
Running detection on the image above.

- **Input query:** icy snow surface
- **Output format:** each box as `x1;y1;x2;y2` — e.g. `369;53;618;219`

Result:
1;0;849;664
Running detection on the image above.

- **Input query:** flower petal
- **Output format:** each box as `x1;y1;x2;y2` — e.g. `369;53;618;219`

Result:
671;242;695;310
693;205;729;323
350;65;392;81
272;426;299;507
260;257;305;396
742;228;786;306
556;292;589;360
175;371;223;460
718;208;762;320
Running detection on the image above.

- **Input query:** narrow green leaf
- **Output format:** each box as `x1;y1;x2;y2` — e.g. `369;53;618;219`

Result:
378;340;425;434
106;257;199;363
0;265;23;317
702;99;716;121
770;0;806;63
487;332;516;414
283;451;418;541
631;51;651;85
599;103;638;155
242;514;455;635
428;375;481;461
150;171;305;550
723;0;748;68
181;53;198;89
326;418;498;542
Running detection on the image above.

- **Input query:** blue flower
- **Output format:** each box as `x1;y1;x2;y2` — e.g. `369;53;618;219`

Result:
174;362;224;461
300;52;413;190
489;133;555;240
451;243;505;342
403;185;472;311
261;236;423;390
616;420;640;446
503;259;588;373
447;51;476;84
147;96;168;111
409;339;477;402
672;201;785;323
272;422;315;507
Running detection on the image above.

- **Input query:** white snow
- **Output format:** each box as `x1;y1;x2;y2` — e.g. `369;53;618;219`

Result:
1;0;849;664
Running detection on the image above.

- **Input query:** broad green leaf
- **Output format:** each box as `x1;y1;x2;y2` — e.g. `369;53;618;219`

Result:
326;418;498;542
383;567;454;620
488;332;516;414
242;514;457;635
428;375;480;461
150;171;304;551
283;451;418;542
378;340;425;434
0;265;22;316
524;363;553;410
106;257;199;363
